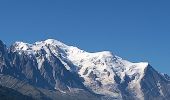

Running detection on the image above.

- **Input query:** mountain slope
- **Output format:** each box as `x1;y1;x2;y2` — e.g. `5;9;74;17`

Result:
141;65;170;100
0;39;169;100
0;84;34;100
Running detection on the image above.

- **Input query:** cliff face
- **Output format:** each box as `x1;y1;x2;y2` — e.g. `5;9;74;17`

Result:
0;39;169;100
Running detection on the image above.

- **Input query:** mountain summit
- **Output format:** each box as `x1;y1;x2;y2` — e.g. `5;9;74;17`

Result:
0;39;169;100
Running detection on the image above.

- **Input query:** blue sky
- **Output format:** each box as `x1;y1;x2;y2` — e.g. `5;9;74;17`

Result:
0;0;170;74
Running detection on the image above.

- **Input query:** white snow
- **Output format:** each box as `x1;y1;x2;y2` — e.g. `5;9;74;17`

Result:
157;81;164;96
12;39;149;99
36;56;45;69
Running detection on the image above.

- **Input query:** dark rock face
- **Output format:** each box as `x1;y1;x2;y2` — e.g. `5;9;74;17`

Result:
0;40;98;100
9;52;52;89
0;40;6;57
141;65;170;100
0;41;14;76
0;42;83;90
0;74;99;100
0;40;170;100
38;54;86;91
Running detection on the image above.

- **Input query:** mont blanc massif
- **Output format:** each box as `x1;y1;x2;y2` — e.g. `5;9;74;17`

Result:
0;39;169;100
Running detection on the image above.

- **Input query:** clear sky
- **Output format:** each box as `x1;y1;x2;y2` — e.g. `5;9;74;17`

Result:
0;0;170;74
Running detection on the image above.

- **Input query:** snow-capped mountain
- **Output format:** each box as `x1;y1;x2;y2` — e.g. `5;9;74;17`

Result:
0;39;170;100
